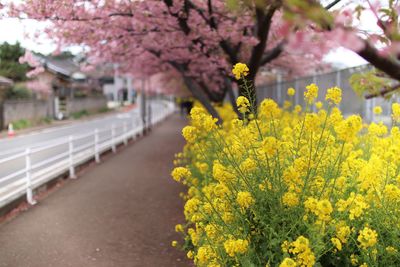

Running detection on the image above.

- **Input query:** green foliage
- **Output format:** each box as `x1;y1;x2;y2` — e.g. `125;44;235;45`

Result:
12;119;31;130
0;42;29;82
71;109;89;119
51;51;75;60
5;84;32;100
74;91;89;98
39;117;52;125
349;70;392;98
283;0;333;27
98;106;111;113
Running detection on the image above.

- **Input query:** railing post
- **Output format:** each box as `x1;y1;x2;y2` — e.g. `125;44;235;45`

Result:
132;114;137;139
25;148;36;205
111;124;116;153
294;80;299;105
130;114;135;139
94;128;100;163
123;121;128;145
276;72;282;105
148;104;152;129
68;136;76;179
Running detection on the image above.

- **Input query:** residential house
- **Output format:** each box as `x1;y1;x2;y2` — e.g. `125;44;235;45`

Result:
31;55;107;119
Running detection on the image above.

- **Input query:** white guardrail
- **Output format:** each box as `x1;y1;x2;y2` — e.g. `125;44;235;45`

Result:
0;101;176;209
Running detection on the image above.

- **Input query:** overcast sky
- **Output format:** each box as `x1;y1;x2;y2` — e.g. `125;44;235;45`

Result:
0;5;378;68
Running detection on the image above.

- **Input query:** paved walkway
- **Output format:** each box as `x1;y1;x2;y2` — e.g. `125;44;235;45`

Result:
0;115;190;267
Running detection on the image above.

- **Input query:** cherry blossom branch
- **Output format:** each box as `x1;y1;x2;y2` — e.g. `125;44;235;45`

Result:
365;84;400;99
358;41;400;82
23;12;133;22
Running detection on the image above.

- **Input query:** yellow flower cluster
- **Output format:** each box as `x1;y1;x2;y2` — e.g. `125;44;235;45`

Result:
224;239;249;257
171;166;191;182
232;63;249;80
393;103;400;122
373;106;382;115
287;88;296;96
236;96;250;113
173;82;400;266
325;86;342;105
282;236;316;267
304;83;318;103
236;191;255;209
304;197;333;222
357;226;378;250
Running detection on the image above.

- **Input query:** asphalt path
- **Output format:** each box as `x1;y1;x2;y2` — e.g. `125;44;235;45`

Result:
0;100;168;188
0;114;189;266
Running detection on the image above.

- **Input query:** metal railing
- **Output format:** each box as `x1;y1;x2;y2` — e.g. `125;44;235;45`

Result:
257;64;396;122
0;101;176;209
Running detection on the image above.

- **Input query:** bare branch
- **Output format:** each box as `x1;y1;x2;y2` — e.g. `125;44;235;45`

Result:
324;0;342;10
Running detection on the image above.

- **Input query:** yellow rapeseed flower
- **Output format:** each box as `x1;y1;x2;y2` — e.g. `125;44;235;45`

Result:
336;225;351;244
237;191;255;209
187;250;194;259
287;88;296;96
304;83;318;104
224;239;249;257
282;191;299;207
373;106;382;115
279;258;296;267
175;224;184;232
182;126;197;143
232;63;249;80
331;237;342;251
196;245;216;264
392;103;400;122
236;96;250;113
171;167;191;182
357;226;378;250
294;105;302;113
326;86;342;105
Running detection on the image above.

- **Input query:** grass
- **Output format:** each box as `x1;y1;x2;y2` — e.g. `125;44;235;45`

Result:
71;106;112;119
70;109;89;119
8;106;111;132
11;119;31;130
98;107;111;113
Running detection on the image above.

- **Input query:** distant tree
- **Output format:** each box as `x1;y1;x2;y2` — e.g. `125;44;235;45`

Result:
5;84;32;100
52;51;75;60
0;42;29;82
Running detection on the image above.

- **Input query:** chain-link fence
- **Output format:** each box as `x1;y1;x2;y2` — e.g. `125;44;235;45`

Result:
257;64;395;122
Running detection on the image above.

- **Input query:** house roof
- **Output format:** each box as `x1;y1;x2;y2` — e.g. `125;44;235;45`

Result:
36;55;87;81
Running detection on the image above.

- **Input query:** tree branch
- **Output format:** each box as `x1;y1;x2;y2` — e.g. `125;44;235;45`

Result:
186;0;239;63
248;5;278;80
324;0;342;10
260;41;286;66
365;84;400;99
357;40;400;81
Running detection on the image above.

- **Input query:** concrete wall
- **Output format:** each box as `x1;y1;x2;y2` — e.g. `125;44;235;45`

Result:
66;96;107;114
1;96;107;129
3;100;51;126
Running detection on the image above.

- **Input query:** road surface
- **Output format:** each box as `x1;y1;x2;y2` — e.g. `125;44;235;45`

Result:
0;100;170;190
